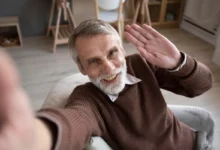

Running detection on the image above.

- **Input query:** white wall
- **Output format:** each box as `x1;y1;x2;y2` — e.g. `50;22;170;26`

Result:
212;26;220;66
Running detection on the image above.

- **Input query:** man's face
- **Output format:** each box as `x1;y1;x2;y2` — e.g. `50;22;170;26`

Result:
75;34;127;95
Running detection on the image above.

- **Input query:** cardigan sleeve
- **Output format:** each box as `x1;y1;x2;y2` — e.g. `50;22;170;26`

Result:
36;90;102;150
150;54;213;97
128;53;213;98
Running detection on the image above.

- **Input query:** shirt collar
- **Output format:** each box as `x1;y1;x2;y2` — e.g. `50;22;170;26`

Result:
107;73;141;102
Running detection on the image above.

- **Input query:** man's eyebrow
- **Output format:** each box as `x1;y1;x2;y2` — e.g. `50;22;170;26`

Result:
87;57;100;63
86;46;118;63
107;46;118;53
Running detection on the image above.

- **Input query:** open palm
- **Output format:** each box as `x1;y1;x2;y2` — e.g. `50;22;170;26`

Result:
124;24;181;69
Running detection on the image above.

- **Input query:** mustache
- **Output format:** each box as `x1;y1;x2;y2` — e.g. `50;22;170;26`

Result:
98;61;126;81
98;68;122;81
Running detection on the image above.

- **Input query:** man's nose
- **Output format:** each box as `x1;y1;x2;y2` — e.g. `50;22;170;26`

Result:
103;60;115;74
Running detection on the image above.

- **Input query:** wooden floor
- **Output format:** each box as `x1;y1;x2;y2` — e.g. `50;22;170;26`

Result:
5;0;220;148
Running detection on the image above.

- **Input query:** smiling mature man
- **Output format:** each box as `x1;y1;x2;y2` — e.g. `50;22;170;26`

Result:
0;19;214;150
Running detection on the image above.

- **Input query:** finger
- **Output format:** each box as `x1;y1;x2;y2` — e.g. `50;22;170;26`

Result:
124;31;145;47
0;48;33;120
0;49;19;91
0;48;34;150
125;25;148;44
131;24;154;40
142;24;162;38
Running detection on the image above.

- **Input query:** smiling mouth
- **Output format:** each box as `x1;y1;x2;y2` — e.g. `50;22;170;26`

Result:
104;74;117;81
102;72;121;82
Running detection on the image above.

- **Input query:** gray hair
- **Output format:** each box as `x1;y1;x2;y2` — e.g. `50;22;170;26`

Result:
68;19;122;65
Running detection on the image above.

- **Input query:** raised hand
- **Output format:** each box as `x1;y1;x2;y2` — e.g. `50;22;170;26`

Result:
124;24;182;69
0;49;52;150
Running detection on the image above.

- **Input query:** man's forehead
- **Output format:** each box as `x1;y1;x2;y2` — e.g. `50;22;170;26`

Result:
76;34;117;45
75;34;119;55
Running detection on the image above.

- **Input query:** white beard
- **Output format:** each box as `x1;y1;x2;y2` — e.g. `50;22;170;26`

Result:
89;61;127;95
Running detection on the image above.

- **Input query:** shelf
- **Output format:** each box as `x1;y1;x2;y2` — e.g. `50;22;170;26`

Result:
152;21;179;28
149;0;181;5
0;16;23;47
167;0;181;4
0;17;19;27
163;20;179;24
151;22;161;26
50;25;73;44
130;0;184;29
149;0;161;5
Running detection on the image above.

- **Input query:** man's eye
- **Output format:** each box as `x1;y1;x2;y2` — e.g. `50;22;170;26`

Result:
109;49;117;56
90;59;98;64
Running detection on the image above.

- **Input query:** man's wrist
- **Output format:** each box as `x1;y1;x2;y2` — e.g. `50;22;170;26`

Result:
34;118;54;150
167;52;187;72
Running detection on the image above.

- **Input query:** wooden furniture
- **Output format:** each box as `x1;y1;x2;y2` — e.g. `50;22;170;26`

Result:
94;0;126;40
132;0;152;25
47;0;76;53
0;16;23;48
121;0;153;27
124;0;185;28
148;0;185;28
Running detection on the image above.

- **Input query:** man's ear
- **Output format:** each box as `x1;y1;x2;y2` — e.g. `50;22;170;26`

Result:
121;47;126;56
77;63;87;75
76;56;87;75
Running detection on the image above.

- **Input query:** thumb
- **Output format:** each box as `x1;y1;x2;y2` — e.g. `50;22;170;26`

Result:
0;49;19;92
0;48;34;150
0;49;33;123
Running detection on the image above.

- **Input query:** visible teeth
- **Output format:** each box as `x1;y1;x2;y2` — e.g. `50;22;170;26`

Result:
105;75;116;81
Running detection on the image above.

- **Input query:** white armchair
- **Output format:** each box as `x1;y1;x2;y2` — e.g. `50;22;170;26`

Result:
42;73;215;149
42;73;112;150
